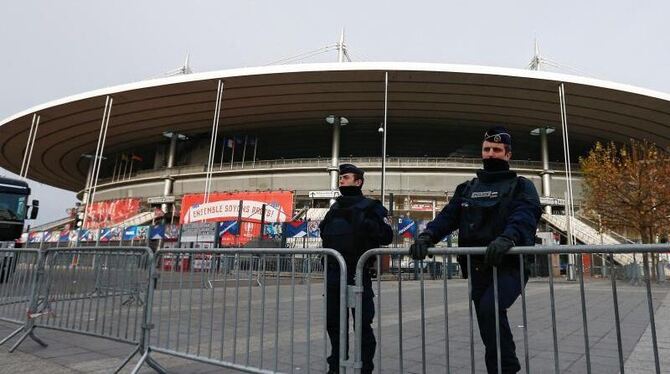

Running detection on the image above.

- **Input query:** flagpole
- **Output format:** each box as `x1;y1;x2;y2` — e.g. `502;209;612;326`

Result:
252;137;258;168
219;137;225;170
241;135;248;168
129;157;134;178
230;139;235;169
112;154;118;182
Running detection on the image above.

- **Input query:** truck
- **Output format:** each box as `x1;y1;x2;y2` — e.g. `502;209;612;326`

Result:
0;176;39;282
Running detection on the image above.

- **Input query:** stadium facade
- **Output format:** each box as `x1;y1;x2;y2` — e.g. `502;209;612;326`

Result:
2;62;670;246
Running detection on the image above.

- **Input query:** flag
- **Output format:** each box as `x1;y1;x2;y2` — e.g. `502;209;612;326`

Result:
150;225;165;240
120;153;129;161
218;221;239;236
131;153;143;162
398;218;417;239
284;220;307;238
248;136;257;145
235;136;244;144
225;138;234;148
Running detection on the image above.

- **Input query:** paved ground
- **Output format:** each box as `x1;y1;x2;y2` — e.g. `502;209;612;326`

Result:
1;276;669;373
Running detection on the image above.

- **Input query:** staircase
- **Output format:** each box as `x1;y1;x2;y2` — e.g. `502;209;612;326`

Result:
116;209;164;228
541;214;635;265
29;216;75;232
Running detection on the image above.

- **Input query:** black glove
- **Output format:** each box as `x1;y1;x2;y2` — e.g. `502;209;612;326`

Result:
485;236;515;267
409;233;433;260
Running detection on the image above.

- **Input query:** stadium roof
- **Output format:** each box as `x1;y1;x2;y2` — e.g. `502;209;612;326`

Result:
2;62;670;191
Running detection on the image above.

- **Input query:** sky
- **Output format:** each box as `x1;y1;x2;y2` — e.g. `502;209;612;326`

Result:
1;0;668;225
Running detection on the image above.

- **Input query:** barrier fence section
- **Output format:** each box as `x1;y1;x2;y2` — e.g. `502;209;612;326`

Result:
0;246;154;373
354;244;670;374
0;248;41;345
133;247;348;374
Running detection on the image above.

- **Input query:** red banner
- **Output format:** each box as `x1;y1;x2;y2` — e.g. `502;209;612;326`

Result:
84;198;141;229
180;191;293;225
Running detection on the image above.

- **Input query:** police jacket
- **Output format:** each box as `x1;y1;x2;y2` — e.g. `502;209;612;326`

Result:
423;169;542;271
320;194;393;286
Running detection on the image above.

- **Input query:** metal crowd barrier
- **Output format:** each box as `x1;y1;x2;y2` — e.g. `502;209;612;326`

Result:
354;244;670;374
132;247;348;374
0;249;41;340
0;246;154;373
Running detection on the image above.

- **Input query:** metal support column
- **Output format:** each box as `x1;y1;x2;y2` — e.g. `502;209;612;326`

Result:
381;72;389;207
162;134;178;214
540;127;553;214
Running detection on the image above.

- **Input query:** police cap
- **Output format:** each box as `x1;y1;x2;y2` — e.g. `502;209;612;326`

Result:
483;126;512;146
339;163;364;177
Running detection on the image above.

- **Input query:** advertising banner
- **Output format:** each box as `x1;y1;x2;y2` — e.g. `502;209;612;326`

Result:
84;198;141;229
99;227;122;242
164;225;180;240
181;222;218;242
59;230;71;242
123;226;148;241
45;231;60;243
28;231;44;243
79;229;98;242
180;191;293;224
150;225;165;240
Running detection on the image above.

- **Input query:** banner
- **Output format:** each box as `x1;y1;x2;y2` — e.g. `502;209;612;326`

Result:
398;218;417;239
150;225;165;240
79;229;97;242
180;191;293;224
99;227;122;242
45;231;60;243
123;226;148;241
284;220;307;238
307;220;321;238
28;231;44;243
164;224;180;240
84;198;141;229
59;230;71;242
181;222;218;242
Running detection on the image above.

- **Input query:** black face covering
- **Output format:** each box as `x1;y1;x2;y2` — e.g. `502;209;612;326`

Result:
339;185;363;196
482;157;510;172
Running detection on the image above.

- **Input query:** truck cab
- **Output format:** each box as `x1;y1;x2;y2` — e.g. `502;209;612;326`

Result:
0;177;38;242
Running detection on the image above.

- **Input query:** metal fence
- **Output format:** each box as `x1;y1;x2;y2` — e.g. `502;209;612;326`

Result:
354;244;670;374
1;244;669;374
0;247;154;373
0;249;41;340
134;247;348;374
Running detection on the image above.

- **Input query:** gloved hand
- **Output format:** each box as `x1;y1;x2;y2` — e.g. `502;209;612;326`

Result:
409;233;433;260
485;236;515;267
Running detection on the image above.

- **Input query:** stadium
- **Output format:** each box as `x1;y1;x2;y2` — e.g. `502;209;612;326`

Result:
2;60;670;250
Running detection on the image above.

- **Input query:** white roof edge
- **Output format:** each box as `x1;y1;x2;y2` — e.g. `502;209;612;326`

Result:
3;62;670;128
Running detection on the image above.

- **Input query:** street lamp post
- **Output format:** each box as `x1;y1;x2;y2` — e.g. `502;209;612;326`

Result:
325;115;348;205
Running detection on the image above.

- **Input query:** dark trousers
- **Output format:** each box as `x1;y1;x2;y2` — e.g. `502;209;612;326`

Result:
326;285;376;374
471;268;526;374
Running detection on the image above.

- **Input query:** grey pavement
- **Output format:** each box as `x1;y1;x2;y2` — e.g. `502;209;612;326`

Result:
1;276;669;373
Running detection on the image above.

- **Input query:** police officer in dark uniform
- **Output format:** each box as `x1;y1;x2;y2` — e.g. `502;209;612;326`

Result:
409;127;541;374
320;164;393;374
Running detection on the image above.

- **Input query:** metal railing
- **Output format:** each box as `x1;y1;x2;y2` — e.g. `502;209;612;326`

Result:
354;244;670;374
2;244;667;373
133;247;348;374
0;249;40;328
96;156;579;187
0;247;154;373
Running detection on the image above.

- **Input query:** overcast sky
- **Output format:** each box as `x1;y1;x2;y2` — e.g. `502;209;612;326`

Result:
1;0;668;225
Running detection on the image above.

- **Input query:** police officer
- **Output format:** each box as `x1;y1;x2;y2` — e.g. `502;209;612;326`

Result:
409;127;541;374
320;164;393;374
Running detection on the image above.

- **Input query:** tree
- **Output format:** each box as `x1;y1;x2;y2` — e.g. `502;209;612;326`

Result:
580;140;670;278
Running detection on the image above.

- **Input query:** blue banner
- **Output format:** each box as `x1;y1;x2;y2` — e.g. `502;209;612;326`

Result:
150;225;165;240
284;220;307;238
398;218;417;239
